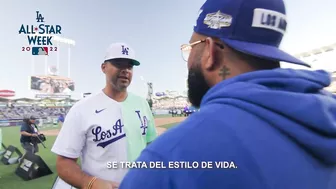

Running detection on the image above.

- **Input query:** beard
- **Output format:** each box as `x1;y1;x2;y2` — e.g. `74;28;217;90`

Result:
187;63;210;108
109;74;130;92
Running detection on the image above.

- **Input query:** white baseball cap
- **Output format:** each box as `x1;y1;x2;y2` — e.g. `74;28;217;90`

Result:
104;42;140;66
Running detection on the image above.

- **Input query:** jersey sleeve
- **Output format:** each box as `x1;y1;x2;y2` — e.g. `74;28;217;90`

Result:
51;106;86;158
144;100;157;143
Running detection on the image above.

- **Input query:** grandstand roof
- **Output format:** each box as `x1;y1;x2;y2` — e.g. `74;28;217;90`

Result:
12;97;38;102
0;97;9;102
0;96;74;102
0;97;22;102
36;98;58;102
294;43;336;58
39;97;81;102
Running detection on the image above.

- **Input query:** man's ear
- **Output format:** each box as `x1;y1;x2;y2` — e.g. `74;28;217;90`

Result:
101;63;106;74
203;37;218;71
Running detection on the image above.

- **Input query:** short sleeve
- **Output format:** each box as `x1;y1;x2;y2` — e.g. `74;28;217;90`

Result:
144;100;157;143
20;123;29;132
51;106;86;158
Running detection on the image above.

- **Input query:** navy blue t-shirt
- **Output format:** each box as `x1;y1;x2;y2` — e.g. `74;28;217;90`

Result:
20;122;34;143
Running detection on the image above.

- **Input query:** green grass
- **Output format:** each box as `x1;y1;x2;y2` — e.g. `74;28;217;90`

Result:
0;120;180;189
0;126;59;189
159;122;180;129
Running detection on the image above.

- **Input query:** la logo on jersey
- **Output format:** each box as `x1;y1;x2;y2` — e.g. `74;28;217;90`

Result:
135;111;148;135
121;45;129;55
91;119;126;148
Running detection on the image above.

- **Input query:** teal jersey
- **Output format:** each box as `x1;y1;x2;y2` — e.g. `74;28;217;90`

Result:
122;92;157;162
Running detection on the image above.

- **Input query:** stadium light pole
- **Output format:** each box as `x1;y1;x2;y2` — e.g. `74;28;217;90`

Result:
52;35;76;78
68;45;71;78
44;55;48;75
27;34;76;77
31;55;35;76
140;76;153;101
140;76;147;88
57;41;60;72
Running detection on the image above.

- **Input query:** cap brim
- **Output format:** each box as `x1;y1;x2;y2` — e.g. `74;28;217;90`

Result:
131;60;140;66
220;38;311;68
105;58;140;66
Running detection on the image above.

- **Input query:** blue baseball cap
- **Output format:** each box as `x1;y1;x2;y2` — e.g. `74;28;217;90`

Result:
194;0;310;67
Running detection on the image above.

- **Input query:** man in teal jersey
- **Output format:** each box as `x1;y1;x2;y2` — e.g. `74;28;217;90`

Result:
101;42;158;163
52;42;157;189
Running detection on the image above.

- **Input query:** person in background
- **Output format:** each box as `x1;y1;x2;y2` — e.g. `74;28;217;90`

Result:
51;42;157;189
57;114;64;128
183;105;189;117
20;114;39;154
62;83;72;93
119;0;336;188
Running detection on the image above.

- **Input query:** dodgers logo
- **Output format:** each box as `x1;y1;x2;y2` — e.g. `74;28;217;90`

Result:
19;10;62;55
121;45;129;55
91;119;126;148
36;11;45;22
135;110;148;135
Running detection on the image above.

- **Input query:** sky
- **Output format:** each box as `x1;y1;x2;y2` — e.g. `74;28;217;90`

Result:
0;0;336;99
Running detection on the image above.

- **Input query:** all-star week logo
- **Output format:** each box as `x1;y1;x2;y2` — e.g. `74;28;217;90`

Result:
18;11;62;56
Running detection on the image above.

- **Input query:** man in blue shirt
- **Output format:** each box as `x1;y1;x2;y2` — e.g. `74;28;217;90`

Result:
120;0;336;188
57;114;64;127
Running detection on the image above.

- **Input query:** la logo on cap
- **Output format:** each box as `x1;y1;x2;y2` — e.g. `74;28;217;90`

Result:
121;45;129;55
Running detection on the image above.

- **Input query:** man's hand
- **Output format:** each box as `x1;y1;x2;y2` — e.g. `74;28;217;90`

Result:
90;178;119;189
31;133;38;137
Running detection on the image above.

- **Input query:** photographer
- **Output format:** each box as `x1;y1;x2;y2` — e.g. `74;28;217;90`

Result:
20;114;40;154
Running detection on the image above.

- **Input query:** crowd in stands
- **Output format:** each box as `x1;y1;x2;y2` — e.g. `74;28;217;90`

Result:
0;97;189;120
0;105;71;120
152;97;189;110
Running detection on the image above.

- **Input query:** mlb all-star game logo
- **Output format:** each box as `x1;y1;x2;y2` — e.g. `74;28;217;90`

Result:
18;11;62;56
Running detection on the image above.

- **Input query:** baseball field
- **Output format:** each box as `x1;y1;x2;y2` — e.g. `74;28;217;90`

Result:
0;115;185;189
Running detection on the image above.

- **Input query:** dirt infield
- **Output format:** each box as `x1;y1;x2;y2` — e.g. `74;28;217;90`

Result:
43;116;186;136
155;117;185;135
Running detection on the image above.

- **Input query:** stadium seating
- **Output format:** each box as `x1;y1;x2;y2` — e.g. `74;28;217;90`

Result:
0;106;70;119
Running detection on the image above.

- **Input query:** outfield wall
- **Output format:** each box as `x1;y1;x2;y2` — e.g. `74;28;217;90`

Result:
0;119;23;127
0;116;58;127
